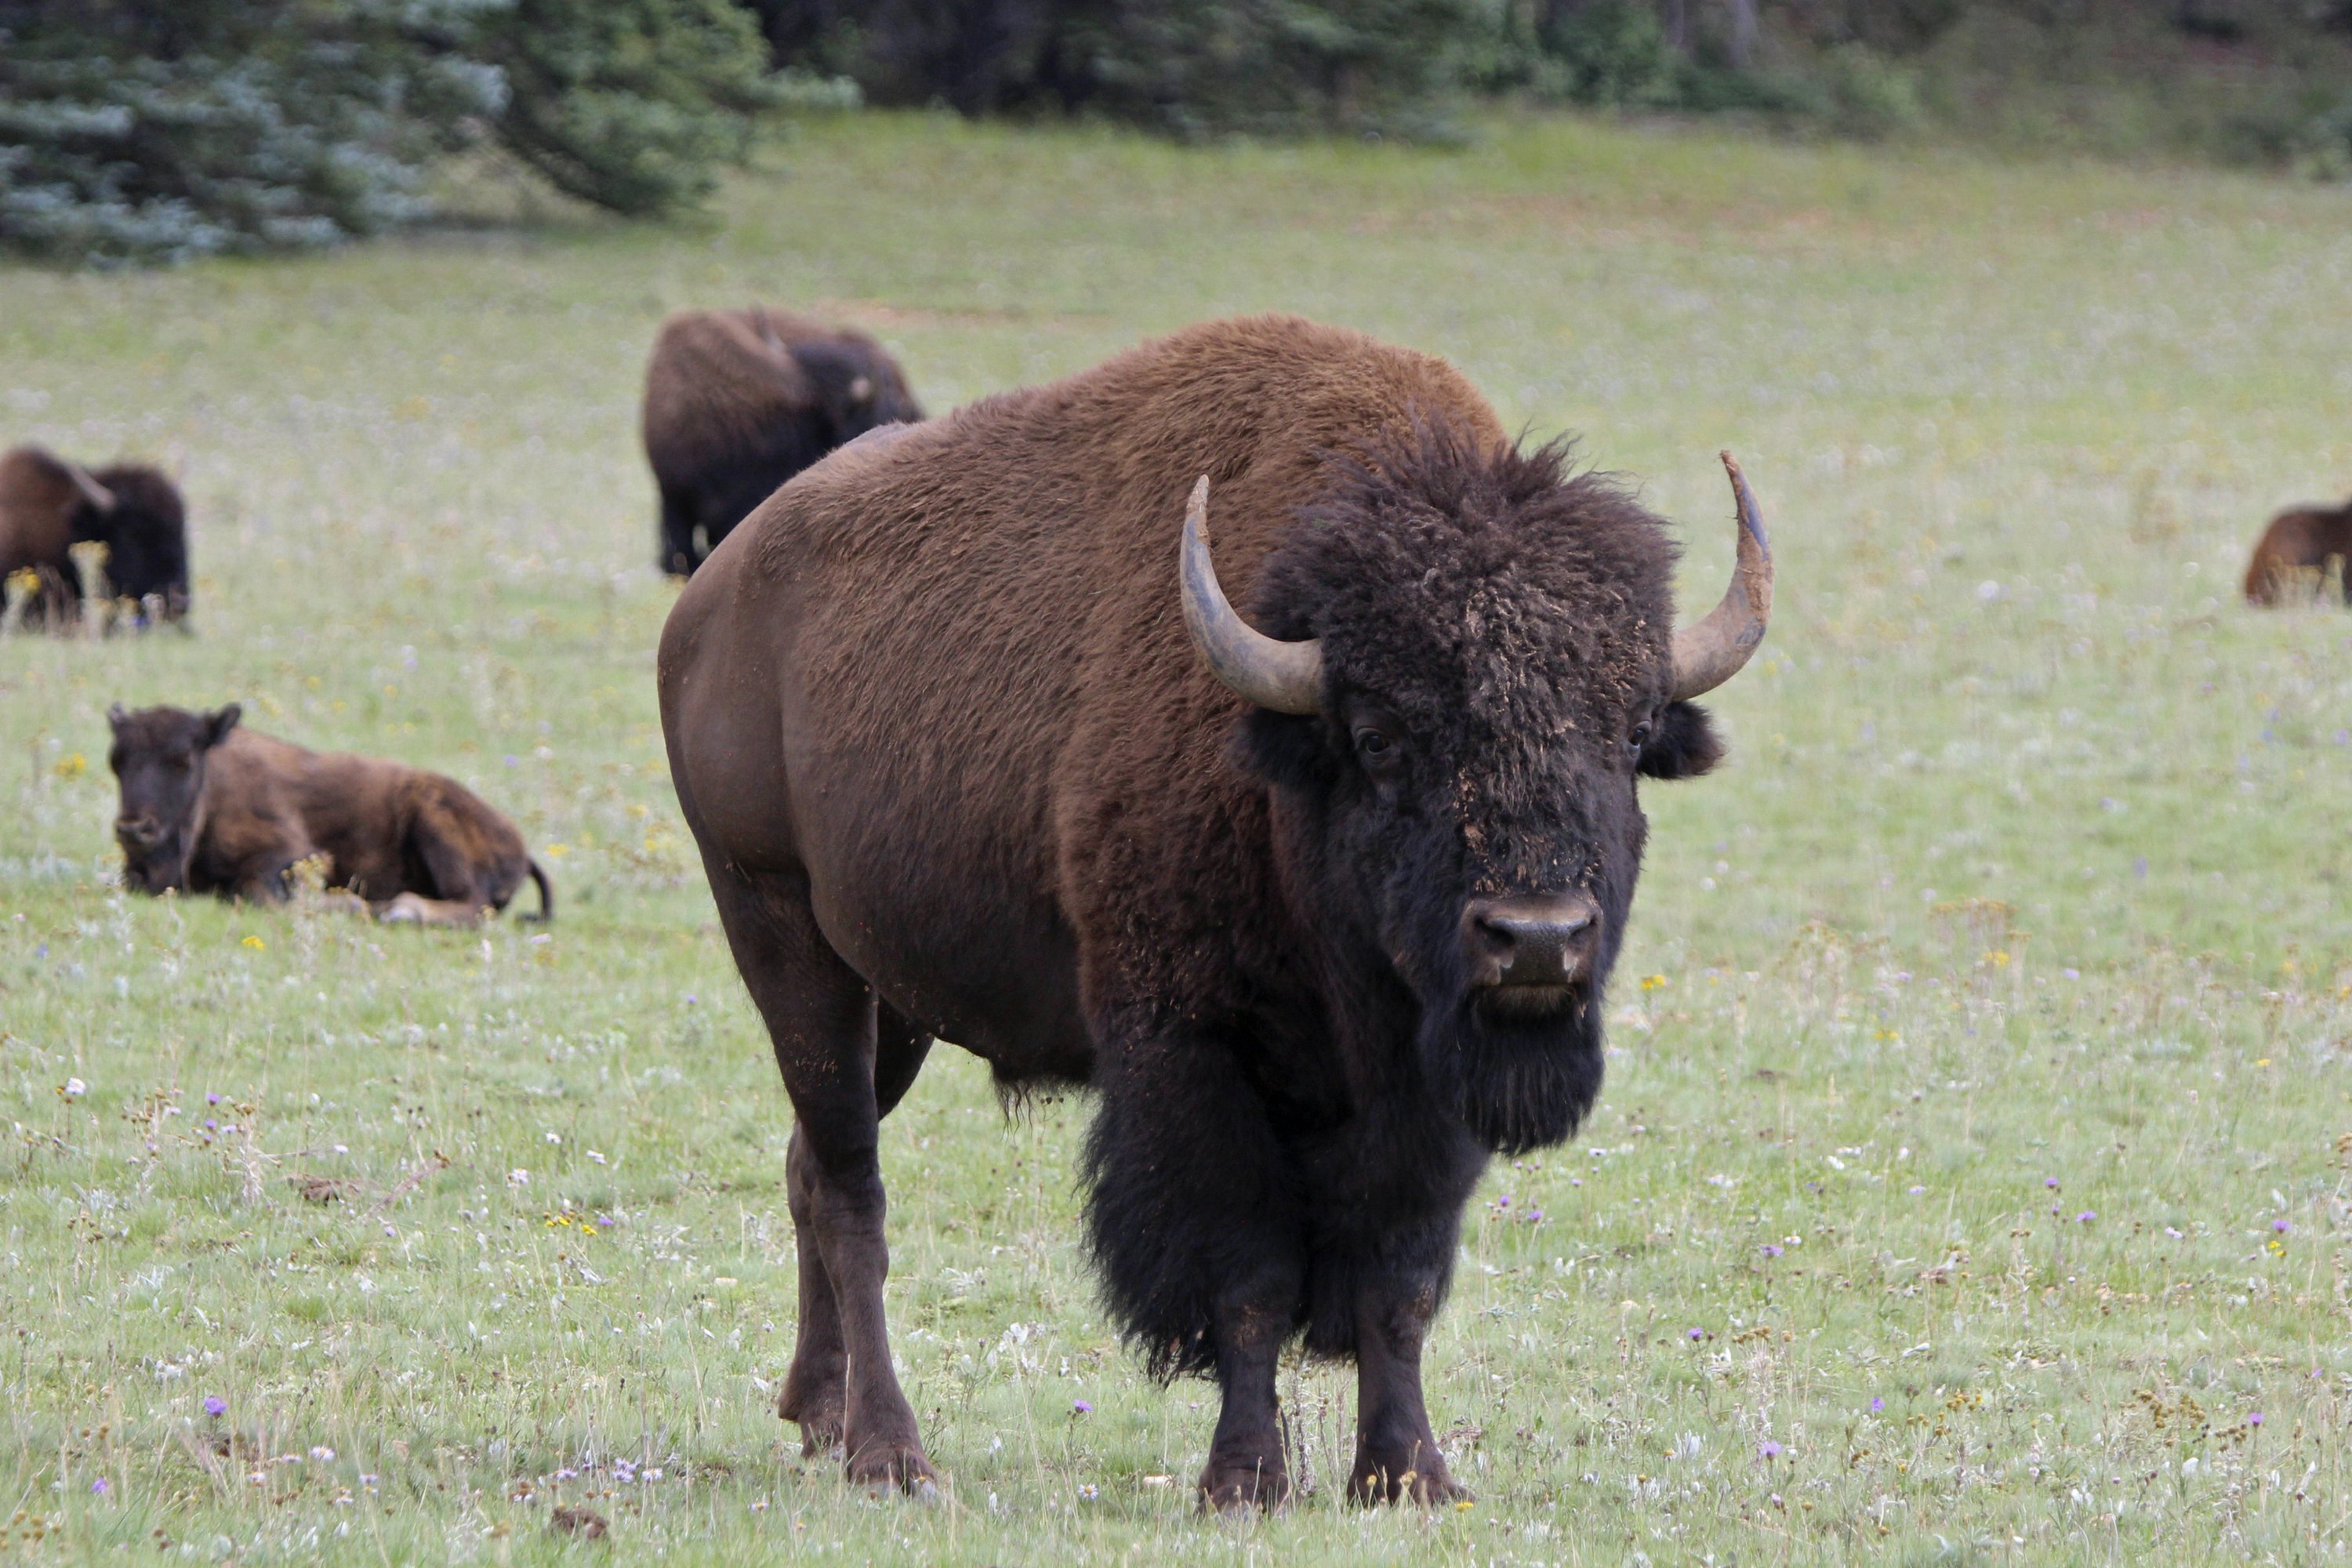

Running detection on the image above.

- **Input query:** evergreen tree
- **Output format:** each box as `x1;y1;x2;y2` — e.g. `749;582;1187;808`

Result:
0;0;775;263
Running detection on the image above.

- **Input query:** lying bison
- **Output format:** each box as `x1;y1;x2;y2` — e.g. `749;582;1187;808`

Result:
108;704;551;925
2244;492;2352;604
642;307;924;576
659;315;1773;1508
0;445;190;629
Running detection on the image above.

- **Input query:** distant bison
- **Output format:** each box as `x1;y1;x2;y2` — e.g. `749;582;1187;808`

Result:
2244;493;2352;604
641;307;924;575
108;704;551;926
659;315;1773;1507
0;445;190;629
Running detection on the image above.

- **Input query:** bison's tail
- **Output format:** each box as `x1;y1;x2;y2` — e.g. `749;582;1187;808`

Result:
521;859;554;924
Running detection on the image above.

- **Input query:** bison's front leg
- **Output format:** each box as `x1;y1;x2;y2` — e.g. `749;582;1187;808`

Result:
1199;1287;1297;1512
1085;1029;1302;1513
1348;1254;1472;1505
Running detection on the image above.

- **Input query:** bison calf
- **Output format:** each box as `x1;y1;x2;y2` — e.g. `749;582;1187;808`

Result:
1;445;190;630
642;307;924;575
2245;494;2352;605
107;704;550;925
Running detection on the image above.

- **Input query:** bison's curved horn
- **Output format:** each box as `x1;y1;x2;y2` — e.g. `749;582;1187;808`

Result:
1178;476;1323;715
59;455;114;514
1669;452;1773;701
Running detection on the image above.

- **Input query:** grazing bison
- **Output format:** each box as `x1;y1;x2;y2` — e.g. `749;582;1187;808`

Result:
0;445;190;629
641;307;924;575
2244;492;2352;604
658;315;1773;1508
107;704;552;926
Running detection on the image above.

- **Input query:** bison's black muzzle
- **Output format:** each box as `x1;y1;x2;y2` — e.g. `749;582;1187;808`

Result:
1462;893;1602;994
114;815;165;852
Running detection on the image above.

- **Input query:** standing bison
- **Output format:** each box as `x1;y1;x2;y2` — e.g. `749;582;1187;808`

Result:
658;316;1773;1508
0;445;190;629
2244;492;2352;604
641;307;924;575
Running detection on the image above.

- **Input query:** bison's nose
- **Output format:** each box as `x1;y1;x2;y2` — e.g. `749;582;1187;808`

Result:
1462;893;1602;989
115;814;160;847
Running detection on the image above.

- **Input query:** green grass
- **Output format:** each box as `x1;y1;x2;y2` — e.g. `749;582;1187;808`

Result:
5;110;2352;1563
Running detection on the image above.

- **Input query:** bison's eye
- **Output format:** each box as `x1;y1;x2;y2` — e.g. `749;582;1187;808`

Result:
1626;720;1652;758
1352;724;1404;778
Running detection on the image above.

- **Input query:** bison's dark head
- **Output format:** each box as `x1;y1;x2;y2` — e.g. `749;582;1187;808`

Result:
1184;429;1769;1153
78;466;191;625
108;702;239;894
792;339;925;445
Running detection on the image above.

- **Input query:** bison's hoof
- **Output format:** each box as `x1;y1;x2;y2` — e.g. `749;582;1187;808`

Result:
794;1417;845;1462
1347;1457;1473;1508
377;895;426;924
1196;1457;1291;1515
844;1436;936;1496
779;1379;847;1459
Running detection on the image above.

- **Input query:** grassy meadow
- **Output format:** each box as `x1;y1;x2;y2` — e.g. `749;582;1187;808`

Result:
5;111;2352;1563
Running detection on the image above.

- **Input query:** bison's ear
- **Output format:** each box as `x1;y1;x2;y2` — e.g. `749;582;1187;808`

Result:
1637;701;1722;781
203;704;242;748
107;702;129;729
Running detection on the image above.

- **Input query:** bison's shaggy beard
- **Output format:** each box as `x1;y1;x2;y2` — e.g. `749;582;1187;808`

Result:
1428;986;1606;1155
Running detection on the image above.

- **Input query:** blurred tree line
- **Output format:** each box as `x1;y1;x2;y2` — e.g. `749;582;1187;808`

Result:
6;0;2352;262
745;1;2352;130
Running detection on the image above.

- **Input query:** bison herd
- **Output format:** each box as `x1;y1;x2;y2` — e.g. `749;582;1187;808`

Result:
11;301;2346;1512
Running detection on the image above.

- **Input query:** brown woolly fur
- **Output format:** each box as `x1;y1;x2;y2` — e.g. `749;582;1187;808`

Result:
659;314;1748;1509
641;307;922;575
107;704;550;926
0;445;190;629
2244;495;2352;604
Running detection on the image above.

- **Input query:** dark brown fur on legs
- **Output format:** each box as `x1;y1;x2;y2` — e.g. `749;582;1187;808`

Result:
658;314;1773;1507
641;308;923;576
2245;495;2352;604
0;445;191;630
700;863;935;1492
107;704;551;924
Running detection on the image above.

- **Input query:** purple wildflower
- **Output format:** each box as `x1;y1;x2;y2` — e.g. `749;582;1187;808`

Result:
206;1093;222;1105
1073;1399;1094;1414
2077;1210;2096;1223
1759;1441;1783;1460
2273;1219;2290;1233
1907;1185;1926;1196
1687;1327;1705;1341
90;1478;109;1495
2045;1178;2060;1189
2249;1413;2264;1427
1762;1244;1784;1257
204;1396;227;1417
1869;1397;1885;1413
